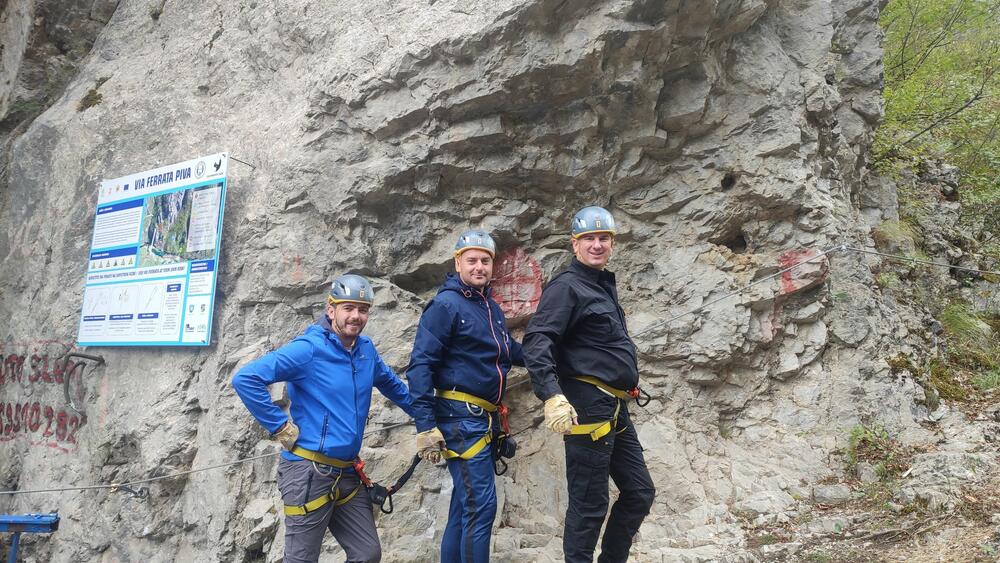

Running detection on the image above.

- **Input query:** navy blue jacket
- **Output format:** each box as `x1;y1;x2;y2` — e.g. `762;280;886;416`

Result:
408;273;524;433
233;315;415;462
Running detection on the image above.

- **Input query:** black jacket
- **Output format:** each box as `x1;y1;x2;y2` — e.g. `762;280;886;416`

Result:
523;258;639;401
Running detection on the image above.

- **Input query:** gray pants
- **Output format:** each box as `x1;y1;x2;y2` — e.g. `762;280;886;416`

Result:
277;458;381;563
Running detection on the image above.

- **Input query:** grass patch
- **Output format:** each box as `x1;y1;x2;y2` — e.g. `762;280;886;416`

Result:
930;360;967;401
887;354;919;375
876;272;902;289
77;77;110;112
847;425;911;479
940;303;995;354
872;220;919;252
972;369;1000;391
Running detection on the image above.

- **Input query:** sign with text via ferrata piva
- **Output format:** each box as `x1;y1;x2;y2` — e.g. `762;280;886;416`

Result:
77;153;228;346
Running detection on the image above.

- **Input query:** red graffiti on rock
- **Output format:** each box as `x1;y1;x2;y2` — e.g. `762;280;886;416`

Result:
778;248;829;295
492;247;542;325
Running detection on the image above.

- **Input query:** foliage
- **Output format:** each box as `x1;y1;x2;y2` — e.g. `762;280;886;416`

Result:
872;219;919;252
940;302;995;353
847;425;910;479
77;77;110;112
876;271;901;289
972;368;1000;391
876;0;1000;256
924;303;1000;401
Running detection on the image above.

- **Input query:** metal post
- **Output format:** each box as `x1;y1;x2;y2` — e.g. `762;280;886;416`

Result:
7;531;20;563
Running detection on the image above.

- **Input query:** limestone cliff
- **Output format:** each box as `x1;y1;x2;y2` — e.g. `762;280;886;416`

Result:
2;1;988;561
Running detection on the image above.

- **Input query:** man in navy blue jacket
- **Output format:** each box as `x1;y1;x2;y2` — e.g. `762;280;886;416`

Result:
408;230;524;562
233;274;414;563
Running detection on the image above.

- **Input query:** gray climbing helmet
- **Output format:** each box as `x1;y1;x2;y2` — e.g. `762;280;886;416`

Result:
328;274;374;305
454;229;496;258
571;206;616;238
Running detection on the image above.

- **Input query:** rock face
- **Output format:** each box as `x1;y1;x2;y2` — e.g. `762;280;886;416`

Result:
0;0;960;561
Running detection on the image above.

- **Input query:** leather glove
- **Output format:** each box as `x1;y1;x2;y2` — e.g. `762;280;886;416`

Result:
273;420;299;451
416;427;446;464
543;394;578;434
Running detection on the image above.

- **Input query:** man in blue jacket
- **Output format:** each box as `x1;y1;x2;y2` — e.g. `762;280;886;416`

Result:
408;230;524;563
233;274;414;563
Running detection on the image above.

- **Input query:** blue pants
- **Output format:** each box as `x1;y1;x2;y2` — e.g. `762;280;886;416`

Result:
439;416;497;563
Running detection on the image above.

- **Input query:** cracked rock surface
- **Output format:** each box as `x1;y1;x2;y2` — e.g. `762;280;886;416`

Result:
4;1;991;561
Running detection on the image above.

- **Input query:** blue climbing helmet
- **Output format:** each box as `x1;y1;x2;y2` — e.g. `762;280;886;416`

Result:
454;229;496;258
571;206;616;238
327;274;374;306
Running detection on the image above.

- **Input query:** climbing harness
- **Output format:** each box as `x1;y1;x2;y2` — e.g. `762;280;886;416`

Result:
289;446;354;469
354;455;422;514
434;388;516;475
566;396;622;441
282;469;361;516
282;448;423;516
572;376;651;407
442;414;493;461
282;447;362;516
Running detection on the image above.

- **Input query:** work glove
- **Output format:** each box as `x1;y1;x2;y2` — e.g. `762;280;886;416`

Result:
273;420;300;451
543;394;578;434
416;427;446;464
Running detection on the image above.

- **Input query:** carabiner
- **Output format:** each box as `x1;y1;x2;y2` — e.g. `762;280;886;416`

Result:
636;387;652;408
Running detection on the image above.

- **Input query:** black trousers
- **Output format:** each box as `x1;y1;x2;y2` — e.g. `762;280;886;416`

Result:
562;378;656;563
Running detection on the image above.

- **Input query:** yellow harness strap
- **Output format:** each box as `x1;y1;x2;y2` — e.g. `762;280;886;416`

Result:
572;376;631;400
441;412;494;461
434;389;498;412
283;475;361;516
442;432;492;461
566;381;623;441
290;446;354;468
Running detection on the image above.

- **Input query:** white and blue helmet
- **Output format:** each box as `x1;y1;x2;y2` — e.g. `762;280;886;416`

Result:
328;274;374;306
571;206;616;238
454;229;496;258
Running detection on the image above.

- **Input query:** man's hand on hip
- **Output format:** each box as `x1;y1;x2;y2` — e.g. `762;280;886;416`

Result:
416;427;446;463
273;420;300;451
543;394;578;434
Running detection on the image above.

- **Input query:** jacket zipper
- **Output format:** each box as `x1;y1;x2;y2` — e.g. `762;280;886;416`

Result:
351;347;360;442
478;289;505;404
318;414;329;453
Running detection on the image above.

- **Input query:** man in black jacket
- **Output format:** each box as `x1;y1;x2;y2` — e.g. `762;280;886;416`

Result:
523;206;655;563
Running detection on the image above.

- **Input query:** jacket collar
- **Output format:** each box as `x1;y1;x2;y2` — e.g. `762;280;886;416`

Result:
442;272;492;300
315;313;362;352
569;257;615;284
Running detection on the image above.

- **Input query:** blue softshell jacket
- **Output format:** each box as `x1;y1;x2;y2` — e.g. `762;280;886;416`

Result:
407;273;525;433
232;315;415;462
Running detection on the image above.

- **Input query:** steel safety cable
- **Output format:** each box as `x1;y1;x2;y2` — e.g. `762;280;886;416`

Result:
0;420;415;497
844;246;1000;276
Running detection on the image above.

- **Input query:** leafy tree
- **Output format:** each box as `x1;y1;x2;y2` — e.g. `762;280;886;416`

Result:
876;0;1000;256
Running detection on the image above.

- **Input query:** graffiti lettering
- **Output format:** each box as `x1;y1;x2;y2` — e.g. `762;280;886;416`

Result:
1;353;84;388
0;400;86;450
